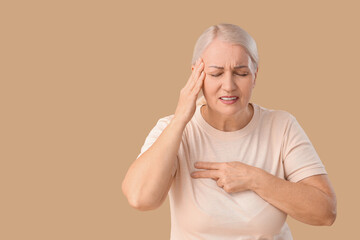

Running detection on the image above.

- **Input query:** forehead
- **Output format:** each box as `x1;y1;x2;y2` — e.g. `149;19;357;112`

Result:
202;40;250;66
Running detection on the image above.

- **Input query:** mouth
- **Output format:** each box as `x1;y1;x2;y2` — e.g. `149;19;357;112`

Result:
219;96;238;100
219;96;239;104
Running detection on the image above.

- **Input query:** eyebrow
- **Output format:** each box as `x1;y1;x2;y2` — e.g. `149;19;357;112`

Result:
208;65;248;69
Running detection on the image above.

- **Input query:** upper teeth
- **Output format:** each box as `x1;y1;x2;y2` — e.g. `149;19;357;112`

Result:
221;97;237;100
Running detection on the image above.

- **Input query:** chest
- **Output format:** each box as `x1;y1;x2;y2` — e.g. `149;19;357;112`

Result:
184;130;283;175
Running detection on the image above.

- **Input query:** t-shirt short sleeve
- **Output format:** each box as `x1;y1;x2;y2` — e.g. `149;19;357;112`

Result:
136;116;178;177
282;114;327;182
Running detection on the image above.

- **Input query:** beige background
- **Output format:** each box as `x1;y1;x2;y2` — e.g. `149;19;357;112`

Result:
1;0;359;239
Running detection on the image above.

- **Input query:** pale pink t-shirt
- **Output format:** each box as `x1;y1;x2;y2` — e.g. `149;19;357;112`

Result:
136;102;327;240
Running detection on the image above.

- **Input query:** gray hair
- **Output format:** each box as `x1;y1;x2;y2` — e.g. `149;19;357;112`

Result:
192;23;259;106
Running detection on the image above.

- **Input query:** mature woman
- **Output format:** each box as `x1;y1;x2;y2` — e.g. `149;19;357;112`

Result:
122;23;337;239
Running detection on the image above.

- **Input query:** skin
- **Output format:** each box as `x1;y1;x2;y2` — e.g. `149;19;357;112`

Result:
190;39;337;226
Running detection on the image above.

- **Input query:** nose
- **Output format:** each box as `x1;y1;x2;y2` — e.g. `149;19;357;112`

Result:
221;72;237;92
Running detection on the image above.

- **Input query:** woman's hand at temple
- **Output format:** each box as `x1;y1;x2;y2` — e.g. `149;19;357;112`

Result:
174;58;206;124
190;161;257;193
123;58;206;211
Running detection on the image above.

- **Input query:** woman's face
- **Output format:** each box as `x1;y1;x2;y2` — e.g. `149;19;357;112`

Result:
195;39;257;116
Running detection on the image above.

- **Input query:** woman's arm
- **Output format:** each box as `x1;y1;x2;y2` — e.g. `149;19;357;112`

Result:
251;170;337;226
122;58;205;211
122;117;186;211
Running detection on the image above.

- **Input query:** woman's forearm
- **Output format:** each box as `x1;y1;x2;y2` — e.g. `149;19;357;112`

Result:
251;168;335;226
122;117;186;210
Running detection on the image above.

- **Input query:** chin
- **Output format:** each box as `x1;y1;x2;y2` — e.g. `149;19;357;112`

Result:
214;101;242;113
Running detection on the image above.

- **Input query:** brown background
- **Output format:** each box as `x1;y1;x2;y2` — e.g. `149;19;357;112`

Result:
1;0;359;239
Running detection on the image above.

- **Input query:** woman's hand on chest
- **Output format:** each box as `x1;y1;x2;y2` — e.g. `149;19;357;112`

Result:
190;161;260;193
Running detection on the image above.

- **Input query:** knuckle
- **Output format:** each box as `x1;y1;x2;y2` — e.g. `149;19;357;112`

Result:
223;186;231;193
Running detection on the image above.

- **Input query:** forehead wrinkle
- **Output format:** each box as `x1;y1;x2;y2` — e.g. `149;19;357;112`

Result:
208;65;248;69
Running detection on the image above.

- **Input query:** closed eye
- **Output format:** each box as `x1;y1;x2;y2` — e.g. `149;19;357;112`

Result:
210;73;248;77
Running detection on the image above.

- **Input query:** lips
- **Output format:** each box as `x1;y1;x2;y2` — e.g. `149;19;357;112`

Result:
219;96;238;99
219;97;238;104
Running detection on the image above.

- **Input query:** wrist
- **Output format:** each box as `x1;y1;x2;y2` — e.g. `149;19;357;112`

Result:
171;116;188;129
250;167;267;192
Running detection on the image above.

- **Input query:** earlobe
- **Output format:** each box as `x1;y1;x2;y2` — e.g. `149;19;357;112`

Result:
253;69;258;88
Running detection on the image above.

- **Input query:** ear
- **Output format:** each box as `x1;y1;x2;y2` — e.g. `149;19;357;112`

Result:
253;67;259;88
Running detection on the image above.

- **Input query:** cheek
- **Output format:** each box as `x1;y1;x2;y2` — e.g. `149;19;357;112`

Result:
240;77;255;89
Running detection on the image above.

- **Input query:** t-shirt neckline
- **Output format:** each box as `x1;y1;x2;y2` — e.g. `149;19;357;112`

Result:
194;102;260;139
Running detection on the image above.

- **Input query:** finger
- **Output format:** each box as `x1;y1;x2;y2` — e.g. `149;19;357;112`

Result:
189;62;204;91
189;64;205;90
185;58;203;89
216;179;224;188
191;170;218;179
184;58;201;88
191;70;205;95
194;161;223;170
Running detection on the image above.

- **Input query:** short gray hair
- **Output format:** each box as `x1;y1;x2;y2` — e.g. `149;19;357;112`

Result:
192;23;259;106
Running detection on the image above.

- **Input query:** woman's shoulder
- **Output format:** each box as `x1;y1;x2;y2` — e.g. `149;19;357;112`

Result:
158;113;175;122
153;113;175;129
256;103;296;123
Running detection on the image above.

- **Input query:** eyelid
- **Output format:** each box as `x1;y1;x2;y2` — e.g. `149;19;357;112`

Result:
210;73;248;77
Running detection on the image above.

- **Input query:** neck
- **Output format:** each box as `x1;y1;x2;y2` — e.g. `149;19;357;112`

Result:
201;103;254;132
